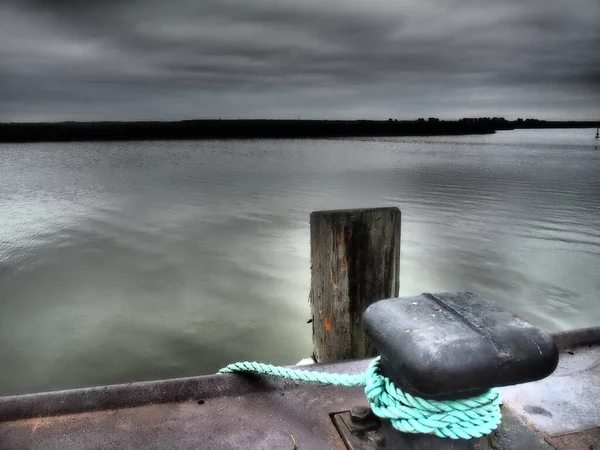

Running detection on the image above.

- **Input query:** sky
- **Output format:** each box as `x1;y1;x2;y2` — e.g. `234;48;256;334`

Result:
1;0;599;122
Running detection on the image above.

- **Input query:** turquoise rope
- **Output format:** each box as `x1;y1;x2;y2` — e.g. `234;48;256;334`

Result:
219;356;501;440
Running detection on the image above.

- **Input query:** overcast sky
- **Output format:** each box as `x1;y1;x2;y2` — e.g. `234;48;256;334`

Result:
1;0;599;122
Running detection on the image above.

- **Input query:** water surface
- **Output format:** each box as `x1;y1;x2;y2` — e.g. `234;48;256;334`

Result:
1;129;599;395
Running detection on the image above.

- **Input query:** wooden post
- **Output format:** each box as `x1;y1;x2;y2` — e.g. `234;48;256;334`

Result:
310;207;401;363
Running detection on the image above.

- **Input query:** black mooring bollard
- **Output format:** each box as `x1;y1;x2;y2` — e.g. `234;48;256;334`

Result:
362;292;559;399
336;292;561;449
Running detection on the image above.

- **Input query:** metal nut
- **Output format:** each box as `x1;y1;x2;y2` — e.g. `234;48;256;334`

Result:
350;405;370;423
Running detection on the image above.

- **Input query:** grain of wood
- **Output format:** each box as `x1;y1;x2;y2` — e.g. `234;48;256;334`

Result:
309;207;401;363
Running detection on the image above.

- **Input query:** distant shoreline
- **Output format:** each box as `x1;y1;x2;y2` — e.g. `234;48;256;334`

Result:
0;119;598;143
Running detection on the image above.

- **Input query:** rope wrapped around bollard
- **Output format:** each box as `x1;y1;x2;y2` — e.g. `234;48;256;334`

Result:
218;356;501;440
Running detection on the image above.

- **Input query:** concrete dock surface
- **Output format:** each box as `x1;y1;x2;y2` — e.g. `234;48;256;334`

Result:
1;328;599;449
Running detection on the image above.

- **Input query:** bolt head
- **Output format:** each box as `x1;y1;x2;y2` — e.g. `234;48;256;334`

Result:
350;405;370;423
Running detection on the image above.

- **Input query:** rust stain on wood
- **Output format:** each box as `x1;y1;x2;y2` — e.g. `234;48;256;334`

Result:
323;315;333;333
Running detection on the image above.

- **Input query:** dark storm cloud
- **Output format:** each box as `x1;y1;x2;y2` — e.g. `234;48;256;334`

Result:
1;0;599;121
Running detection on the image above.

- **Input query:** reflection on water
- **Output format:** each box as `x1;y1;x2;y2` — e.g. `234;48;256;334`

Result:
1;129;599;395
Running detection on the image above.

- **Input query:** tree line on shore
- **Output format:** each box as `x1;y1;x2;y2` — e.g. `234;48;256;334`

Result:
0;118;598;143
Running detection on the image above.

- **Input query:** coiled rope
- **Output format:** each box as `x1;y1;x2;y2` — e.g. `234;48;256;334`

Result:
218;356;501;440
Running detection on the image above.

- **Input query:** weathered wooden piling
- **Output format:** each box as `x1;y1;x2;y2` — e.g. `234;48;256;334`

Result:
309;207;401;363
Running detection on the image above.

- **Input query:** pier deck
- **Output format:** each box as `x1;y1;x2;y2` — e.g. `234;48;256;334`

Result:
1;328;599;449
